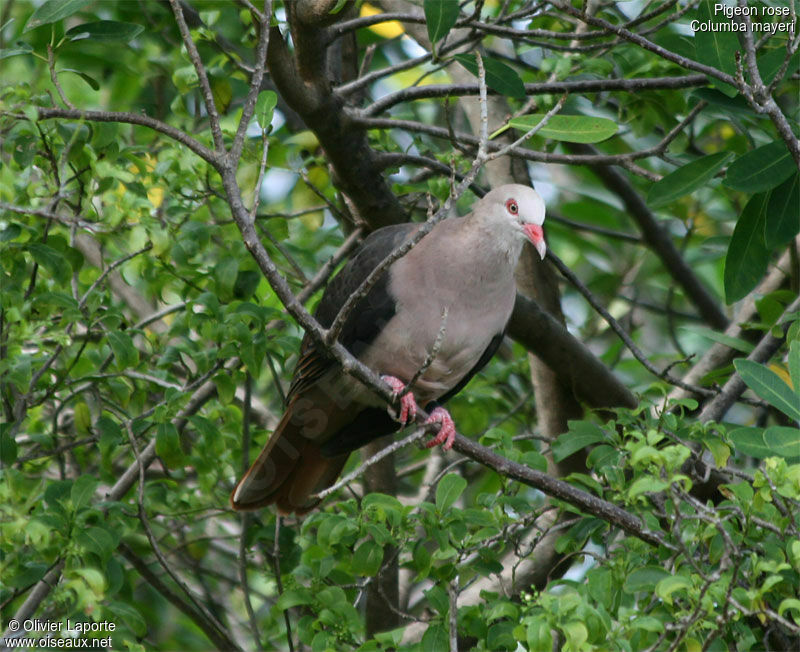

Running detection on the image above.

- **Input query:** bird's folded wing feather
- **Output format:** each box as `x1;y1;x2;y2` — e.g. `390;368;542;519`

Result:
287;223;418;400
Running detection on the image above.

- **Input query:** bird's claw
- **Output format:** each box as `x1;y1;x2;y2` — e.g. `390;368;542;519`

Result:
382;375;417;425
424;407;456;451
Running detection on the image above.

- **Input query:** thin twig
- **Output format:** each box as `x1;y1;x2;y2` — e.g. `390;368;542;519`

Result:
449;577;459;652
316;427;431;500
271;517;295;652
238;374;261;646
47;44;74;110
36;107;219;165
406;307;449;391
168;0;226;152
697;296;800;423
230;0;272;164
363;75;707;117
548;252;716;396
125;420;240;650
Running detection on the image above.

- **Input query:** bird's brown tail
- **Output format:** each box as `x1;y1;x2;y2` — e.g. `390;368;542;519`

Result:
230;406;347;514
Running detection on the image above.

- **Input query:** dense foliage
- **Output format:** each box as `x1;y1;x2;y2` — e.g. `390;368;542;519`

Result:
1;0;799;650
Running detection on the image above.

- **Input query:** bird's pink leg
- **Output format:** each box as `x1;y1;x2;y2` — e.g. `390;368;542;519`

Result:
424;407;456;451
381;375;417;425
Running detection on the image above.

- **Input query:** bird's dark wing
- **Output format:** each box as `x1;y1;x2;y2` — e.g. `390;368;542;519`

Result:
287;223;417;401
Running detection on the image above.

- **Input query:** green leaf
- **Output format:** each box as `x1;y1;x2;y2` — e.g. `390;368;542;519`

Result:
66;21;144;42
363;492;404;527
454;53;525;99
211;77;233;114
0;223;22;241
693;0;738;96
505;114;618;143
25;0;91;31
234;270;261;300
34;291;80;311
587;445;619;471
487;622;516;649
352;540;383;576
679;325;754;354
553;421;606;462
214;257;239;299
7;563;48;589
656;575;693;606
631;616;665;633
77;526;116;560
413;540;431;575
765;172;800;250
421;624;449;650
27;242;71;283
725;141;796;193
764;427;800;459
107;330;139;369
705;438;731;467
723;193;770;304
424;0;459;45
255;90;278;130
275;588;313;610
108;602;147;637
0;431;18;465
45;479;73;506
435;472;466;511
692;88;752;115
214;372;235;404
71;475;99;510
0;42;34;60
778;598;800;619
758;47;800;86
729;427;773;459
328;0;349;15
789;342;800;396
562;621;588;650
647;152;733;208
526;617;553;651
734;358;800;421
59;68;100;91
155;422;183;468
628;476;668;498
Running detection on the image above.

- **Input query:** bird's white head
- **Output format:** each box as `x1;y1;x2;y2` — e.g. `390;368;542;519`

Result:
479;184;547;260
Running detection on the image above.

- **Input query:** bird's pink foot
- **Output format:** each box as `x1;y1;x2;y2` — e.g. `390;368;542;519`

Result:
382;375;417;425
424;407;456;451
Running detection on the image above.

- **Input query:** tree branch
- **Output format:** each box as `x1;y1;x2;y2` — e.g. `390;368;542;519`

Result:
554;1;738;87
35;107;219;166
363;75;707;117
567;143;729;331
697;295;799;423
507;294;637;409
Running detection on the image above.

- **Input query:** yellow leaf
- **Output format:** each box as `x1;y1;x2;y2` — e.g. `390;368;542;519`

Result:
287;130;320;150
361;3;405;39
685;638;702;652
769;363;793;389
148;185;164;209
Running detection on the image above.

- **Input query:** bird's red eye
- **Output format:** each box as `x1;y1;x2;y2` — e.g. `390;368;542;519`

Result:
506;199;518;215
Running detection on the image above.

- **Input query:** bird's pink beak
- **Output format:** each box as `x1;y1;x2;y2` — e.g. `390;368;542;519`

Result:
523;223;546;260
